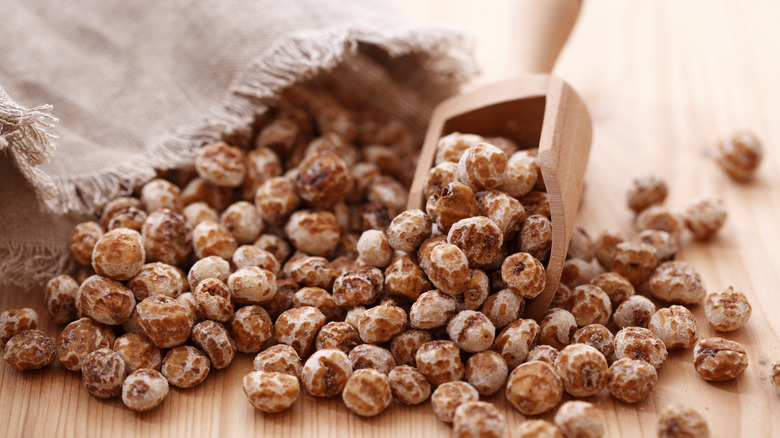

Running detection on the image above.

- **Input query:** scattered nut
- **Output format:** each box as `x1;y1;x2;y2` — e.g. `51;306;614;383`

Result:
192;220;238;261
528;345;559;366
284;210;341;257
515;420;564;438
349;344;395;375
193;277;234;322
684;196;727;239
501;252;546;299
191;320;236;369
274;307;327;357
614;327;668;369
3;329;56;371
447;216;503;267
657;404;709;438
610;242;658;286
228;267;277;305
648;261;706;305
607;358;657;403
91;228;145;281
141;178;184;213
389;329;433;366
704;286;752;332
446;310;495;353
77;275;136;325
693;337;748;381
554;401;605;438
70;222;105;265
388;365;432;405
612;295;655;329
82;348;126;398
431;381;479;423
506;360;564;415
452;401;505;438
57;317;115;371
44;275;79;324
142;209;192;265
122;368;169;412
243;370;300;413
568;284;612;327
465;350;508;396
0;308;38;347
572;324;615;359
415;340;465;386
626;174;667;213
554;343;609;397
494;318;540;368
195;142;246;188
538;308;578;350
356;302;407;344
520;215;553;264
649;305;700;350
135;295;194;348
113;333;162;372
301;349;352;397
589;272;635;307
716;130;763;181
253;344;303;379
229;305;273;353
128;262;188;301
342;368;392;417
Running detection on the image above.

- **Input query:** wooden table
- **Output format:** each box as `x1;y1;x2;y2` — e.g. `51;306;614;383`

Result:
2;1;779;436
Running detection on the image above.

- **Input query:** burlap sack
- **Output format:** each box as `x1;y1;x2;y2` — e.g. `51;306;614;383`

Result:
0;0;475;287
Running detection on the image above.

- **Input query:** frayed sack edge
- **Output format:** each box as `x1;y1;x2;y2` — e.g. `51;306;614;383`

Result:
0;22;475;287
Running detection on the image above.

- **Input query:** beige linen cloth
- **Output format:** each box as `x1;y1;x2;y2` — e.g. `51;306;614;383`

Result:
0;0;475;287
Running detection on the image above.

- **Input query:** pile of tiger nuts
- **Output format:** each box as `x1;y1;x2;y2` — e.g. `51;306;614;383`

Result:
0;79;771;438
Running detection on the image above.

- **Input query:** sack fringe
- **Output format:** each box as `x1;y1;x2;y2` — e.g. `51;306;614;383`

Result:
0;241;74;288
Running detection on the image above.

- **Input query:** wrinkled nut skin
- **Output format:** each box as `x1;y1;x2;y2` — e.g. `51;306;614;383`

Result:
91;228;145;281
465;350;508;396
384;256;432;301
193;278;234;322
122;368;169;412
332;267;383;307
626;174;668;213
685;196;727;239
191;320;236;369
494;318;540;368
572;324;615;360
501;252;546;299
221;201;264;245
648;261;707;305
195;142;246;188
113;333;162;372
771;362;780;395
45;275;80;324
128;262;188;301
594;228;625;269
229;306;273;353
183;202;219;228
515;420;564;438
82;348;126;399
187;256;230;292
554;344;609;398
633;229;678;263
614;327;668;369
447;217;503;267
356;230;393;268
342;369;393;417
500;154;538;200
136;295;194;349
610;242;658;286
3;329;56;371
57;317;116;371
181;177;235;212
315;321;361;354
612;295;655;329
141;179;184;213
657;405;710;438
561;258;597;289
296;152;352;208
519;214;553;264
387;209;433;253
520;191;551;219
607;358;657;404
505;360;564;417
289;257;335;289
435;132;484;165
242;147;283;201
228;267;277;305
254;177;301;226
243;371;300;413
478;190;526;239
0;308;39;346
356;303;407;344
389;329;433;366
590;272;635;307
481;288;524;329
528;345;559;366
100;197;143;229
446;310;495;353
717;130;763;181
388;365;432;405
704;286;752;332
301;349;353;397
142;209;192;265
538;308;578;350
452;400;506;438
569;285;612;327
192;220;238;261
233;245;281;274
427;244;471;295
635;205;686;239
554;401;605;438
253;344;302;379
431;381;479;423
70;221;104;265
458;269;490;311
693;337;748;381
77;275;136;325
415;340;465;387
417;235;447;276
426;182;480;234
409;290;457;330
648;305;700;350
457;142;507;191
274;307;327;357
349;344;395;375
567;227;595;262
284;210;341;257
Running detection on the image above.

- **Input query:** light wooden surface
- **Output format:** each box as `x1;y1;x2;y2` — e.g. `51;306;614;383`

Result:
2;1;780;437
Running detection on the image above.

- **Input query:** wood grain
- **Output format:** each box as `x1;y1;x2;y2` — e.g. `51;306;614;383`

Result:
2;1;780;437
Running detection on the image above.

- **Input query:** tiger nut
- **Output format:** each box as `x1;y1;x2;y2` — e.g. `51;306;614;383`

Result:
243;370;300;413
195;142;246;187
506;360;564;415
415;340;465;386
142;209;192;265
77;275;136;325
342;368;392;417
253;344;302;379
122;368;169;412
57;317;116;371
3;329;56;371
0;308;38;347
301;349;353;397
82;348;126;398
693;337;748;381
45;275;79;324
431;381;479;423
113;333;162;372
70;221;104;265
501;252;546;299
191;320;236;369
607;358;657;403
388;365;432;405
274;307;327;357
704;286;752;332
136;295;194;348
91;228;145;281
649;305;700;350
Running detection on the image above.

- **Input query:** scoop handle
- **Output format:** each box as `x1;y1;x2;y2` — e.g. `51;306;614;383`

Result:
509;0;582;75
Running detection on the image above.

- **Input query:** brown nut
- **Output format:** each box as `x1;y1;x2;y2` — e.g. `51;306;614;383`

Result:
136;295;194;348
626;174;668;213
113;333;162;372
70;221;104;265
284;209;341;257
426;181;479;234
494;318;540;368
356;229;394;268
704;286;752;332
446;310;495;353
635;205;686;238
464;350;508;396
333;266;383;307
349;344;395;375
456;142;507;191
478;190;526;239
538;308;578;350
77;275;136;325
431;381;479;423
242;147;283;201
594;228;625;269
91;228;145;281
57;317;116;371
253;344;302;379
409;290;457;330
569;285;612;327
142;209;192;265
481;288;525;329
82;348;126;398
301;349;353;397
648;261;706;305
771;362;780;395
243;370;300;413
657;405;710;438
435;132;483;165
649;305;700;350
233;245;281;274
500;154;537;199
295;152;352;208
506;360;564;415
554;343;609;397
501;252;546;299
554;401;605;438
195;142;246;187
590;272;635;307
366;175;408;213
220;201;264;245
716;130;763;181
515;420;564;438
427;243;472;296
229;305;273;353
122;368;169;412
3;329;56;371
0;308;38;347
254;177;300;226
457;269;490;311
561;258;598;289
572;324;615;360
415;340;465;386
384;256;431;301
633;229;678;263
274;306;327;357
685;196;727;239
607;358;657;404
193;278;234;322
609;242;658;286
388;365;432;405
614;327;668;369
45;275;79;324
141;178;184;213
356;302;407;344
452;401;505;438
342;368;392;417
192;220;238;261
520;191;551;219
128;262;188;301
228;267;277;305
315;321;360;354
612;295;656;329
100;197;143;229
187;255;230;291
692;337;748;381
527;345;559;366
293;287;342;321
386;210;433;253
447;216;503;267
191;320;236;369
567;227;595;261
289;256;334;289
389;329;433;366
519;214;553;264
181;177;235;212
424;161;459;202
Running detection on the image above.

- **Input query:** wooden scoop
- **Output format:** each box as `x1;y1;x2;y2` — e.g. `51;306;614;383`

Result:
407;0;592;320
